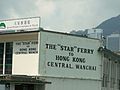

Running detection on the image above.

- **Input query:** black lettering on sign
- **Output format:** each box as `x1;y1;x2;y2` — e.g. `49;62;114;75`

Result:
20;48;27;51
22;42;30;45
29;48;36;50
16;42;21;45
56;55;70;62
47;62;74;69
72;57;86;63
15;52;27;54
75;64;96;71
31;41;38;44
46;44;56;50
60;45;74;52
77;48;94;54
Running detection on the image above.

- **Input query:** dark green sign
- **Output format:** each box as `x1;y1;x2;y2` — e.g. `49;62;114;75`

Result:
0;22;6;29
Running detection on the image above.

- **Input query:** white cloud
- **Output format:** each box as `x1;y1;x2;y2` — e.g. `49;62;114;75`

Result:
7;8;19;18
41;0;103;31
41;0;120;32
0;0;120;32
35;0;56;17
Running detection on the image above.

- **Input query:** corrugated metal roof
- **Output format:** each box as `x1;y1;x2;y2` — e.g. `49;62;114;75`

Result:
98;47;120;61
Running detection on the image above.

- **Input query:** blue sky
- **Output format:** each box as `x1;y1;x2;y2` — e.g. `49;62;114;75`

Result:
0;0;120;32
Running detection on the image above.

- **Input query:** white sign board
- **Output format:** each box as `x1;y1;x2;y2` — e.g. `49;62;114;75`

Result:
0;17;40;32
13;40;39;75
14;40;38;54
40;32;102;80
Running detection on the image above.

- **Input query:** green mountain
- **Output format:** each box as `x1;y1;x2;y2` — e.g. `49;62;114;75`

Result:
96;15;120;36
70;15;120;37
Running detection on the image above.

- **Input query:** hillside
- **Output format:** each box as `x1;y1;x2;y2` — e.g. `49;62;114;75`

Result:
70;15;120;37
96;15;120;36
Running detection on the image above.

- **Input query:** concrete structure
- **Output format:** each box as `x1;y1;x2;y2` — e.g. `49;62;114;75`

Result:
0;29;102;90
87;29;103;39
0;17;120;90
106;33;120;52
98;47;120;90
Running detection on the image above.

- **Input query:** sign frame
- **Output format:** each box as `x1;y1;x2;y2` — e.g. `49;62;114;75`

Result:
0;17;40;33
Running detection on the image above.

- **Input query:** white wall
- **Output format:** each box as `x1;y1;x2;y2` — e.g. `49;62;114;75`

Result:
0;32;39;75
12;33;39;75
39;31;102;80
45;77;101;90
13;40;39;75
